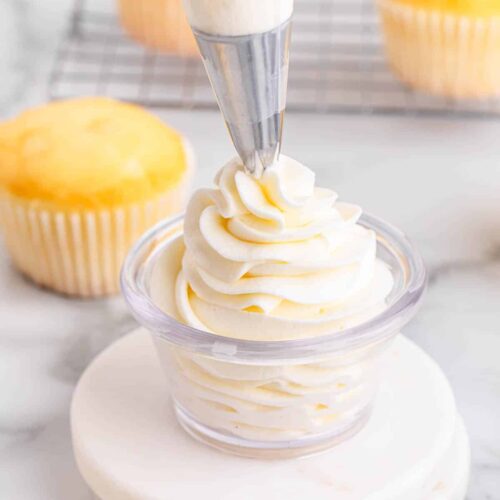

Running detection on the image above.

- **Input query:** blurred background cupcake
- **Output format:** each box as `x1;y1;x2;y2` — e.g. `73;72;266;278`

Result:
0;97;193;297
377;0;500;99
117;0;198;56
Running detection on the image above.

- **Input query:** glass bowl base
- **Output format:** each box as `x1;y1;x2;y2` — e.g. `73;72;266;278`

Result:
174;402;372;459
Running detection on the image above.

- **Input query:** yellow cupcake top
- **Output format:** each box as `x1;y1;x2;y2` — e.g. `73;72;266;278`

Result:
0;97;189;210
391;0;500;15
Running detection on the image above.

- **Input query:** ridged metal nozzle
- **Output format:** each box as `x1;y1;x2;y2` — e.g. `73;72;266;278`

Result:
193;20;292;177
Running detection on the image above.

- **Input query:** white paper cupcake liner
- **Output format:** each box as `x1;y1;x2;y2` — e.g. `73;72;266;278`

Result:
0;181;190;297
118;0;198;56
378;0;500;98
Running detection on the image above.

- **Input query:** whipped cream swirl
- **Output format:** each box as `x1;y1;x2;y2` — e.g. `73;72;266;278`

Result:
165;156;393;341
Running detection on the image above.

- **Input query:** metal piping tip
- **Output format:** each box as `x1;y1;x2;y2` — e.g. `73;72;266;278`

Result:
192;19;291;177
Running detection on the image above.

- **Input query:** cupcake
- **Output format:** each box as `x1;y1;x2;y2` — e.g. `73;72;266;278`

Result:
117;0;198;56
377;0;500;98
0;97;193;297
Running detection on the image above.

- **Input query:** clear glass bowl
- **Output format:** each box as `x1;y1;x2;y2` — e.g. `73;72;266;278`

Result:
121;213;426;458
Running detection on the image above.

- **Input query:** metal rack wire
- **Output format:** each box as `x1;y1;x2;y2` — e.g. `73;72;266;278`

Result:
49;0;500;118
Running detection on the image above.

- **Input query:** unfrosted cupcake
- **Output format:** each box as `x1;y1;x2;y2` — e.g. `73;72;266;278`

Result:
378;0;500;98
118;0;198;56
0;97;193;297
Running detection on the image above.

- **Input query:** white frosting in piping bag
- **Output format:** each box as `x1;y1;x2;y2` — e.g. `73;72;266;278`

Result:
153;156;394;441
182;0;294;36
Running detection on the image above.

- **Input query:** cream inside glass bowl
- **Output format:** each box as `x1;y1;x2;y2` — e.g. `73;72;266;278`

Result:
121;157;426;458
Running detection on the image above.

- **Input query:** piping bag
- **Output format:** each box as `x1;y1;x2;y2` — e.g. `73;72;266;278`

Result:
183;0;293;177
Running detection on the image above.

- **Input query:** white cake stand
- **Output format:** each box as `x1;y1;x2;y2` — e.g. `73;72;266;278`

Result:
72;329;470;500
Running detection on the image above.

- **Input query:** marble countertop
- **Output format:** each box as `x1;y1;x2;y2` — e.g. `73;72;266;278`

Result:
0;1;499;499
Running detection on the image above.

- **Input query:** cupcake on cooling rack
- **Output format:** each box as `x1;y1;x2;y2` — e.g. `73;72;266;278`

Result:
117;0;198;56
377;0;500;98
0;97;193;297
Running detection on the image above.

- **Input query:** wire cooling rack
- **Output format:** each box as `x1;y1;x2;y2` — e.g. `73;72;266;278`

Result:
49;0;500;118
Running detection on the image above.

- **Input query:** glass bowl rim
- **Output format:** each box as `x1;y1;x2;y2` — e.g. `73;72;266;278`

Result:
121;213;427;363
